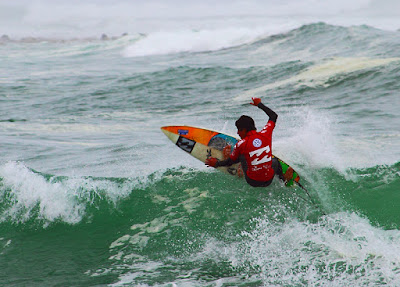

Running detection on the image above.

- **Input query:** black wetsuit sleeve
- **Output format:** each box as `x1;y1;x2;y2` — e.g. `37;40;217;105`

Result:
215;157;240;167
257;103;278;123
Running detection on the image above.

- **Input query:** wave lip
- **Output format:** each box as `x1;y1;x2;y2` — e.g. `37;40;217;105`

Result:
0;161;136;226
0;161;86;225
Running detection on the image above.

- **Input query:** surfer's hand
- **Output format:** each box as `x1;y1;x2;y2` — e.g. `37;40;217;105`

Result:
205;157;218;168
223;145;231;159
250;97;261;106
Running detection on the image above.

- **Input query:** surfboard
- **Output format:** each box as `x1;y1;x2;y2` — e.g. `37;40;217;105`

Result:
161;125;300;187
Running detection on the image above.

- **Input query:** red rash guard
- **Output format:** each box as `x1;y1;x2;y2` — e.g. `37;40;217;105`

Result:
230;120;276;181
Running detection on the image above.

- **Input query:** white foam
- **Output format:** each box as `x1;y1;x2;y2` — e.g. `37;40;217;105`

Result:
272;104;400;173
122;27;269;57
274;107;345;172
234;212;400;285
190;212;400;286
234;57;400;101
0;161;137;225
0;161;85;224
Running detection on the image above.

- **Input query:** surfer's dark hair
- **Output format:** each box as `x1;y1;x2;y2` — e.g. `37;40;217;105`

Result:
235;115;256;131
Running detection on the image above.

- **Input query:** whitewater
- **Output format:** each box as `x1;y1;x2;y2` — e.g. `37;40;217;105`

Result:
1;0;400;286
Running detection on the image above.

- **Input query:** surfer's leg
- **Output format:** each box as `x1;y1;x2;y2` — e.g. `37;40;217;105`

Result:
272;158;284;181
272;158;294;183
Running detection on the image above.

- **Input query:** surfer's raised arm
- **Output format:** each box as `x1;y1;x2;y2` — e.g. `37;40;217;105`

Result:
250;97;278;123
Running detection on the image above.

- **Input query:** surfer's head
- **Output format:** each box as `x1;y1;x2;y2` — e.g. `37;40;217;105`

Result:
235;115;256;138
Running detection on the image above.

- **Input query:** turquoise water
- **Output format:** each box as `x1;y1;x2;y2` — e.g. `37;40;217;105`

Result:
1;1;400;286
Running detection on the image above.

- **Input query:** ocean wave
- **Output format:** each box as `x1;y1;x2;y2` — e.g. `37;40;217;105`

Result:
1;160;399;285
0;161;137;226
122;27;272;57
121;22;400;59
98;163;399;286
3;22;399;61
1;160;398;229
234;56;400;100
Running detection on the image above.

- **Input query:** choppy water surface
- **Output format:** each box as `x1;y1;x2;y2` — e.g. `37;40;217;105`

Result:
1;1;400;286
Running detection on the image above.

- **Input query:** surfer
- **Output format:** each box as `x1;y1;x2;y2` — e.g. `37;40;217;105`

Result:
205;97;293;187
